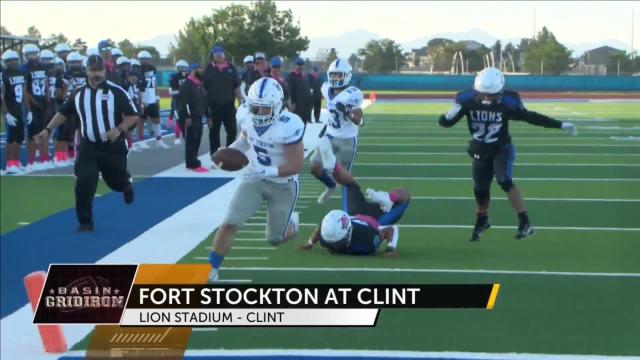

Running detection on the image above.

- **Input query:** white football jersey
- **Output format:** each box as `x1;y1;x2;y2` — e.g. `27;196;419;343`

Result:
321;82;363;138
239;109;305;184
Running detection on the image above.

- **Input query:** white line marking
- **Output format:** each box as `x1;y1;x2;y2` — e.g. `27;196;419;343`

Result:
60;348;640;359
358;143;639;147
354;162;640;167
206;246;275;250
250;216;266;220
191;328;218;332
358;151;640;157
221;267;640;278
331;176;640;182
195;256;269;260
296;195;640;202
17;222;30;225
241;222;639;231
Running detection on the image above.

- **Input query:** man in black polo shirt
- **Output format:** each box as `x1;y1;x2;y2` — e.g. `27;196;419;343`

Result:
308;66;322;123
287;57;312;123
35;55;139;232
202;45;243;155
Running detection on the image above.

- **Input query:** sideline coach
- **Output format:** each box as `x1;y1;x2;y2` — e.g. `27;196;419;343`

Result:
35;55;138;232
202;45;243;154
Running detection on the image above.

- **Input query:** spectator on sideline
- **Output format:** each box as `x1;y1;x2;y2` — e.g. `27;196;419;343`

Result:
178;63;208;172
202;45;243;155
287;57;312;123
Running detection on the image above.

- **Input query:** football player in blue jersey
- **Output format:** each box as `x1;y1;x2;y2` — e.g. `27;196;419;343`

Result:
439;67;578;241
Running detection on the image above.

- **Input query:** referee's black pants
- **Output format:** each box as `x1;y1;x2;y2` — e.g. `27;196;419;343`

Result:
178;116;204;168
208;102;237;155
74;139;132;225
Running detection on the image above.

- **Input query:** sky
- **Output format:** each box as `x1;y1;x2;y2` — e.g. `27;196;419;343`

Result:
1;1;638;56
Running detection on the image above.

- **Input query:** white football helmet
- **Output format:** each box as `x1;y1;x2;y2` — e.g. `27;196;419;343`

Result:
116;56;130;66
39;49;55;62
243;55;254;64
321;210;353;244
176;59;188;70
22;44;40;59
246;77;284;127
54;43;71;53
1;49;20;61
474;67;505;96
130;59;141;67
111;48;123;57
67;51;83;63
137;50;151;59
327;58;352;88
86;48;99;56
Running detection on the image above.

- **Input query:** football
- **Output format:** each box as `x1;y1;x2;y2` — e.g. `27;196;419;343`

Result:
211;148;249;171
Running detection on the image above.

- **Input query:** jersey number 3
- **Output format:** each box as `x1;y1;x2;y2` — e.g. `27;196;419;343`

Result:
329;109;341;129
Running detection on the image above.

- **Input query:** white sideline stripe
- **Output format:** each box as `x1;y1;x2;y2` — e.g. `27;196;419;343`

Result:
59;349;640;359
354;162;640;167
358;143;639;147
206;246;275;250
297;195;640;202
195;256;268;260
358;136;640;141
17;222;30;225
242;222;639;232
221;267;640;278
336;176;640;182
1;156;243;360
358;151;640;157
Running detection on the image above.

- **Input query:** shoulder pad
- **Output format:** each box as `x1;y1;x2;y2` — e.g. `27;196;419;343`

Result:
455;89;475;104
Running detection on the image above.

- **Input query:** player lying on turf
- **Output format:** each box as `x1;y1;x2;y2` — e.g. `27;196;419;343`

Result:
438;67;578;241
207;77;304;283
299;149;409;257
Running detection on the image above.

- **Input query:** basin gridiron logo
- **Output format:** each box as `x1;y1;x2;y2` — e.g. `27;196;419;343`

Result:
34;264;138;324
45;275;125;312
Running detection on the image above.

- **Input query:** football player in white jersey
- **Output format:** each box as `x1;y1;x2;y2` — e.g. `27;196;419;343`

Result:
310;58;364;204
136;50;168;149
208;77;304;283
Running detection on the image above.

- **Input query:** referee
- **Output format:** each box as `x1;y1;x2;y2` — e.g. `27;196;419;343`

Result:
35;55;139;232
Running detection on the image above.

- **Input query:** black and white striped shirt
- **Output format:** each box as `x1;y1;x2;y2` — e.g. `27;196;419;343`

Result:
59;80;137;143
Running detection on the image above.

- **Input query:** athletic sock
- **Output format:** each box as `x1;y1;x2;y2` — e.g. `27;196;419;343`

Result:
174;122;182;138
137;127;145;142
208;251;225;270
389;191;399;203
152;123;162;140
315;169;336;189
518;211;529;224
126;135;133;149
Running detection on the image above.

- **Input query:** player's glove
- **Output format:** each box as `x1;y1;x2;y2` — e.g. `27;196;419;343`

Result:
335;102;351;117
561;122;578;136
26;111;33;125
4;113;18;126
242;164;279;182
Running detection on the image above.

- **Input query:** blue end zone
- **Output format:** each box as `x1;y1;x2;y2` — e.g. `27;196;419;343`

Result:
0;177;231;318
1;110;173;170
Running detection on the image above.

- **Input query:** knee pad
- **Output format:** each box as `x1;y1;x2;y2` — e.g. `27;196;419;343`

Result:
497;178;514;192
473;188;490;205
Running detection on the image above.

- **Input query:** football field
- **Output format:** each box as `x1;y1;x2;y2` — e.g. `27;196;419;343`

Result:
1;98;639;359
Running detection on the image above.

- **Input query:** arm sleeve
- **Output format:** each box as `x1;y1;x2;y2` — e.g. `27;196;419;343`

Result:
59;93;77;117
178;83;190;119
508;95;562;128
116;88;137;116
439;92;468;127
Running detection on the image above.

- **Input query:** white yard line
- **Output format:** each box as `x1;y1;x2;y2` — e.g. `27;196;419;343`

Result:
194;256;269;261
357;151;640;157
353;162;640;167
333;176;640;182
220;267;640;278
358;143;639;147
59;348;640;359
296;195;640;202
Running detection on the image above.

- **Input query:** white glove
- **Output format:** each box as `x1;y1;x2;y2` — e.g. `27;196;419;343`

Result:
242;164;279;182
561;122;577;136
27;111;33;125
4;113;17;126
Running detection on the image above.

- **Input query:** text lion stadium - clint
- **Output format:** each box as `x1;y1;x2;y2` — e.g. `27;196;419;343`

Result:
1;1;639;359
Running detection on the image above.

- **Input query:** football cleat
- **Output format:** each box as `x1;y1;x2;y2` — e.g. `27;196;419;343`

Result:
123;186;135;205
207;268;219;283
137;141;150;150
174;138;182;145
470;216;491;242
317;186;336;204
289;211;300;234
156;140;170;149
366;188;393;212
515;223;535;239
